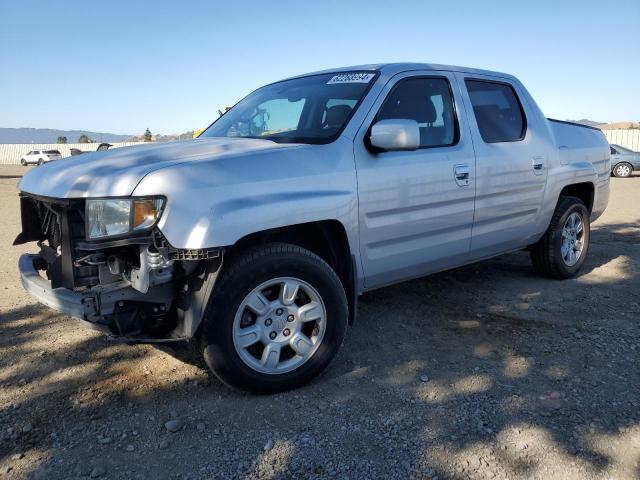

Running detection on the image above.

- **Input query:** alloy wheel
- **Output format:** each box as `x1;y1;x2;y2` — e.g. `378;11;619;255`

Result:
232;277;327;374
615;164;631;177
561;212;585;266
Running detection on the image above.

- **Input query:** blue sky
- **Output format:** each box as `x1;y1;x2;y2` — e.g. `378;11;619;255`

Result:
1;0;638;135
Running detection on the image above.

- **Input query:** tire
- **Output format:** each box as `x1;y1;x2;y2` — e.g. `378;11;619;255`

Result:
612;162;633;178
20;159;26;166
37;158;44;166
530;196;590;279
199;243;348;393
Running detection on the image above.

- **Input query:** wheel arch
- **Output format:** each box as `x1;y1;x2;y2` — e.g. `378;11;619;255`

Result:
558;182;594;213
178;219;358;339
227;220;358;325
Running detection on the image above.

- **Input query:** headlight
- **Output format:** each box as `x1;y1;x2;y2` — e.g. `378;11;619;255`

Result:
86;197;165;240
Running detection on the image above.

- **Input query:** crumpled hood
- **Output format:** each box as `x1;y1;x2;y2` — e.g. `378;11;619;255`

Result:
18;137;293;198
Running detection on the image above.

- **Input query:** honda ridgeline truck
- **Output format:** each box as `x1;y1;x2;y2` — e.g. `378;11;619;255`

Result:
15;64;610;393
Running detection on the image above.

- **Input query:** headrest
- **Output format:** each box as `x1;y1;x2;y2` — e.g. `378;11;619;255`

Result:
383;83;437;123
326;104;353;128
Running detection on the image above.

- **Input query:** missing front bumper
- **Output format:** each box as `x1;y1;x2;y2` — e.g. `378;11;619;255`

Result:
19;254;96;320
18;254;176;337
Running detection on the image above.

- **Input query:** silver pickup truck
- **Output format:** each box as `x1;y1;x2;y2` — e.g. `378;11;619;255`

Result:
15;63;610;393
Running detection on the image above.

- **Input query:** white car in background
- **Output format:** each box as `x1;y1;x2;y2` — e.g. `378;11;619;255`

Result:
20;150;62;166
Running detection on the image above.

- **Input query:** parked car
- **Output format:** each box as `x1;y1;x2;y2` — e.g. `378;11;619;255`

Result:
20;149;62;166
70;143;112;156
14;63;610;393
610;144;640;177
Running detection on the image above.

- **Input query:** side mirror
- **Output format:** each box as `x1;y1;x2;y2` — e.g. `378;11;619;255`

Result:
369;119;420;152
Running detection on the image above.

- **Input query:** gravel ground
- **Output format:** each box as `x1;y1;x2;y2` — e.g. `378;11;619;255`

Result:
0;165;639;480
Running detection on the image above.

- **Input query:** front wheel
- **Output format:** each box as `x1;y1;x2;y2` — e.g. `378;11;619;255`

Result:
612;162;633;178
199;243;348;393
37;158;44;166
530;196;590;279
20;158;26;166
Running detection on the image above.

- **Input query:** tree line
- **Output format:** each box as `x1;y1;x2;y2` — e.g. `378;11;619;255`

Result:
57;128;153;144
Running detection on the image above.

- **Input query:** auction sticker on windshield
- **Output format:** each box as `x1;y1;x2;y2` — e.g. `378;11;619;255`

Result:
327;73;376;84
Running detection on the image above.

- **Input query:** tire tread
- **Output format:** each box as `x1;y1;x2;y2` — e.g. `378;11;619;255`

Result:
530;196;587;279
199;242;347;393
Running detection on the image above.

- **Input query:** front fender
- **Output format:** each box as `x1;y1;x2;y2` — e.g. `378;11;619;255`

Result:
132;137;361;272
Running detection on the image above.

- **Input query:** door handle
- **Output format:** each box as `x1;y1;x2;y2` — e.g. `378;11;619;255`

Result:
532;156;545;174
454;164;470;186
532;156;544;170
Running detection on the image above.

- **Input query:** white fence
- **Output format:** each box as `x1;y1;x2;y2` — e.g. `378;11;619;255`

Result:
0;142;146;165
601;129;640;152
2;130;637;165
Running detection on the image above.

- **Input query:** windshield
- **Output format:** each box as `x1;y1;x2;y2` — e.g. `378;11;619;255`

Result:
201;71;377;144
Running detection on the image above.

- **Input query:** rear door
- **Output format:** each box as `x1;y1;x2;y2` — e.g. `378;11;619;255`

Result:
354;71;476;288
456;74;549;259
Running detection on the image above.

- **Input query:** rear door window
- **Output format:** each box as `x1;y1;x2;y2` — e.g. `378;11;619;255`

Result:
465;79;526;143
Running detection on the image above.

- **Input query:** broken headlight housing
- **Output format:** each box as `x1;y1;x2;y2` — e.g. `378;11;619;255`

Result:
86;197;165;240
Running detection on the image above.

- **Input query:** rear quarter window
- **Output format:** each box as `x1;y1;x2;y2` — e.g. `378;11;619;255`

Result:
465;79;526;143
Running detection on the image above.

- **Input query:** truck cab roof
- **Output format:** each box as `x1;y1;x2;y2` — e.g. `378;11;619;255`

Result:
286;62;518;83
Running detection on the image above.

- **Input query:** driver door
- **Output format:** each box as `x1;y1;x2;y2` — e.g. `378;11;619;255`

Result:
354;72;476;288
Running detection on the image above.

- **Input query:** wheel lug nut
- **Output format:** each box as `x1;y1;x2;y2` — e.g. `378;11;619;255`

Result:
276;308;284;316
269;331;277;340
287;314;294;322
283;328;290;337
265;318;272;326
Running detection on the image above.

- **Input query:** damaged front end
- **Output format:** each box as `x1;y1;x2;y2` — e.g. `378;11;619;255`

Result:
15;194;221;342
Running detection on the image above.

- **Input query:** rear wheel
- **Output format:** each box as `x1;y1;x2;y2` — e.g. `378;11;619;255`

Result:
530;196;590;279
612;162;633;178
199;243;348;393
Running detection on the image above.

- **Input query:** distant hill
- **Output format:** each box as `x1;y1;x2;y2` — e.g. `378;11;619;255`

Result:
0;128;199;144
564;119;640;130
598;121;640;130
566;119;605;127
127;132;195;142
0;128;133;144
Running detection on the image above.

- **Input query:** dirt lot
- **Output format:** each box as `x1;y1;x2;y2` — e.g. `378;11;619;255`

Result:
0;165;638;480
